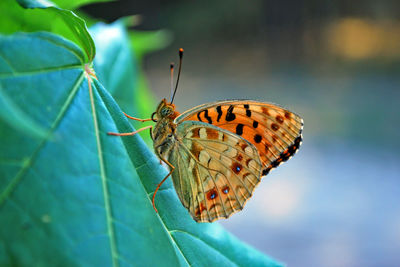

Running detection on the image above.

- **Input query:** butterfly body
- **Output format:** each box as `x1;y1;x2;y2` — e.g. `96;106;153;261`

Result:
151;99;179;158
150;99;303;222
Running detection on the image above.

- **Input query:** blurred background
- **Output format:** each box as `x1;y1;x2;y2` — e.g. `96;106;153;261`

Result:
83;1;400;266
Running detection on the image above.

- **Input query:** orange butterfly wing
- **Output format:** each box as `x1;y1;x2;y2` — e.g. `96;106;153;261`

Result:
175;100;303;175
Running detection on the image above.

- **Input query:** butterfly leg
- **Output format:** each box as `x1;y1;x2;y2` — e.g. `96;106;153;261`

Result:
108;125;152;136
123;112;153;122
152;158;175;213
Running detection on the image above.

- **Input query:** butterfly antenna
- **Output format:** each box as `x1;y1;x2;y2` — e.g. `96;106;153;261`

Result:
170;63;174;101
170;48;183;104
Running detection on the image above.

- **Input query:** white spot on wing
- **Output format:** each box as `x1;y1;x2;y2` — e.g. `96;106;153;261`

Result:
199;128;207;139
244;145;254;156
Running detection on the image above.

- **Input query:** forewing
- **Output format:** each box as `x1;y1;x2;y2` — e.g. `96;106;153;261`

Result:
168;121;263;222
175;100;303;175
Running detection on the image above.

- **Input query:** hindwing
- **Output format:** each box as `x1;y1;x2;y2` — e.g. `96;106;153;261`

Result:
168;121;263;222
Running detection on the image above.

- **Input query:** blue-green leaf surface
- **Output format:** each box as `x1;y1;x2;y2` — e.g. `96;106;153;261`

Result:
0;82;47;139
0;32;282;266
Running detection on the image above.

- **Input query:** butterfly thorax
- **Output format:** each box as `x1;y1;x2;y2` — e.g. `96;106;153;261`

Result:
151;99;180;159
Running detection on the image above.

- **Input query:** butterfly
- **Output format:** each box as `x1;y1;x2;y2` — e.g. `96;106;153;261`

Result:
108;48;303;222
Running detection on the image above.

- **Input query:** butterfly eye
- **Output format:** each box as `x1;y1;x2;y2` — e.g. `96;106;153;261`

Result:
161;107;172;116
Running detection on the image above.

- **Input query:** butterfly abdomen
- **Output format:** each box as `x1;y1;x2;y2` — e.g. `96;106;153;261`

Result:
152;118;177;158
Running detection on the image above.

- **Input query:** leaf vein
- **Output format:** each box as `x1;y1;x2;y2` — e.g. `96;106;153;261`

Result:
0;52;16;73
0;72;85;208
169;229;239;267
88;79;119;267
0;65;82;78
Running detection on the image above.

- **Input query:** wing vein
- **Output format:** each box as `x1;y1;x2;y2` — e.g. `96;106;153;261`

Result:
183;139;255;195
201;143;259;186
196;162;212;221
178;142;229;219
250;109;300;141
203;161;228;218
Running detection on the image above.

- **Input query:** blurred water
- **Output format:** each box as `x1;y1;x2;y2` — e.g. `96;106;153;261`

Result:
147;65;400;267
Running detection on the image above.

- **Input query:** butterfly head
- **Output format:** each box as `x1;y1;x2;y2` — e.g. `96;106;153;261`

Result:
151;48;184;123
151;98;180;122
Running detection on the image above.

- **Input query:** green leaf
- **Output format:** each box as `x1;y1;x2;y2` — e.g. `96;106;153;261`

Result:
0;32;282;266
0;0;95;62
17;0;114;10
0;82;47;139
129;29;173;60
51;0;114;10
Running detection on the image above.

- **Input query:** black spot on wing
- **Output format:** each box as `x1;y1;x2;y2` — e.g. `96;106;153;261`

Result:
204;110;212;124
197;112;202;122
216;106;223;122
225;105;236;121
270;160;280;168
236;124;244;135
244;104;251;117
262;135;303;176
254;134;262;143
262;167;271;176
197;110;212;124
